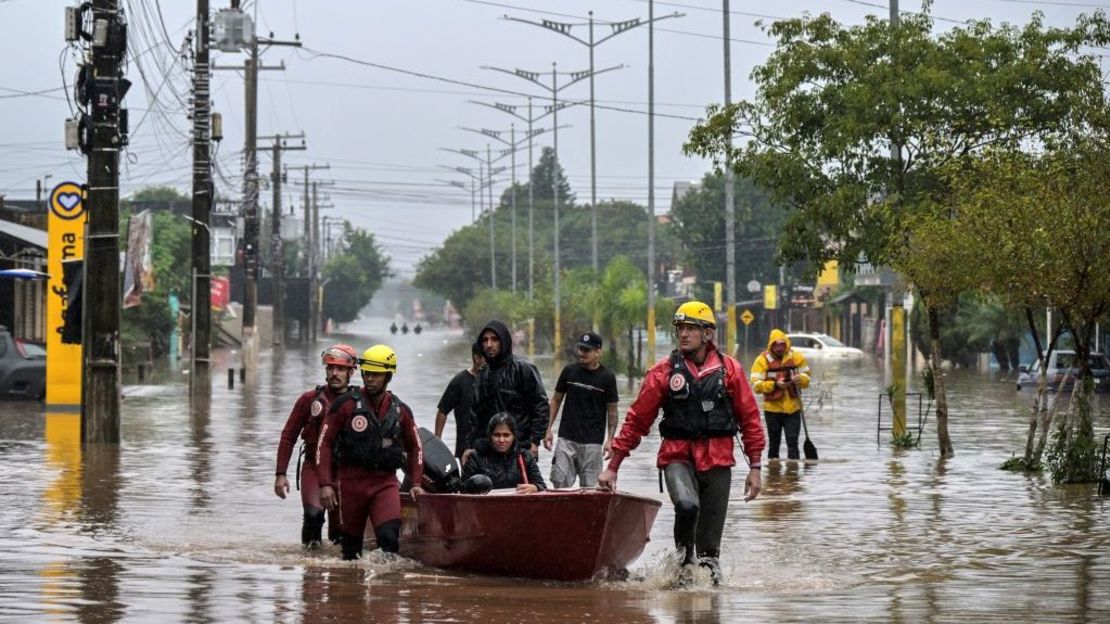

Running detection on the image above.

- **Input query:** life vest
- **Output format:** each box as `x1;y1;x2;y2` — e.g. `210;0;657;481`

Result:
659;351;738;440
761;352;800;401
334;391;407;472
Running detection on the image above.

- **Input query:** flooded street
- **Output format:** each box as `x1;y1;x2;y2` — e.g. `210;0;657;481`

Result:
1;316;1108;623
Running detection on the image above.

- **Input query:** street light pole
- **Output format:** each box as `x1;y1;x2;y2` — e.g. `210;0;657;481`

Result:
467;99;565;302
505;9;683;273
482;64;618;368
723;0;737;354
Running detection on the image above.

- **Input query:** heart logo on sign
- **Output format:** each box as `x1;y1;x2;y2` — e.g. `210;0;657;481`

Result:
59;193;81;210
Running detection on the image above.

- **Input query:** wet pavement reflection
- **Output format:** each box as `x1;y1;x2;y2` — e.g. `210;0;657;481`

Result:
1;315;1108;622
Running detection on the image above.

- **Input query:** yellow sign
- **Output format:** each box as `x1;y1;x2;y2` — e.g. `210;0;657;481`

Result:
764;285;778;310
713;281;723;311
46;182;86;409
740;308;755;326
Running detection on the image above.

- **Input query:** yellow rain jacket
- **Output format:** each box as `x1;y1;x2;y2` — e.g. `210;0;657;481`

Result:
750;329;810;414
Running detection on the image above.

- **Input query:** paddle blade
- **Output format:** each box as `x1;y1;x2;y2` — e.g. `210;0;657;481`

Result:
803;437;819;461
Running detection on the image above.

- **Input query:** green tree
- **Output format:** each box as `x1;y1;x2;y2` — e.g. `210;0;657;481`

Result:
417;145;680;318
119;186;192;356
685;9;1110;458
953;144;1110;481
669;171;792;289
322;224;391;324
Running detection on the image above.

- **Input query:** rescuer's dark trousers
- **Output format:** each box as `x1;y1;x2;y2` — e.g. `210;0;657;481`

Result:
663;463;731;565
765;410;801;460
336;467;402;559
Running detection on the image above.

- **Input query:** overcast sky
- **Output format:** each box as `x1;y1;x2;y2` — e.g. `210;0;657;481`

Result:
1;0;1101;277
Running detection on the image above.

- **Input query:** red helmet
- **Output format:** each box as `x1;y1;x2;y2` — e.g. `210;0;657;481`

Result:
321;344;358;368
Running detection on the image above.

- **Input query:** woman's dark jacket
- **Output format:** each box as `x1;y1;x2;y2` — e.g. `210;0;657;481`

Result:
462;438;547;491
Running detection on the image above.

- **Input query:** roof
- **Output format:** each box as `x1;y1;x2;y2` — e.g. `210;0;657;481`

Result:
0;219;47;250
826;290;867;305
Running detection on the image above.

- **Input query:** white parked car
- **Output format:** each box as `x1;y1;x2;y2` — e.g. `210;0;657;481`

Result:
786;332;866;359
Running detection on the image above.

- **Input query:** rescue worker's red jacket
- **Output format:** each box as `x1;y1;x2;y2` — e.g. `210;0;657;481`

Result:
275;385;347;475
608;344;765;472
315;389;424;488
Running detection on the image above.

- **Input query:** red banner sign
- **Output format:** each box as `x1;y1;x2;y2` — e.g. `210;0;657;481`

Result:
210;276;230;311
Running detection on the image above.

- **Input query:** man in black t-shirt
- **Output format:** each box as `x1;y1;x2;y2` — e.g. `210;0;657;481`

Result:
435;341;484;458
543;331;619;488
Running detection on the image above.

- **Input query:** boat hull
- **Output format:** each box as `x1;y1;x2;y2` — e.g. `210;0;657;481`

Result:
371;489;661;581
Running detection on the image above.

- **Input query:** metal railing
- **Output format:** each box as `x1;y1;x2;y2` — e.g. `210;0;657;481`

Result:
876;392;931;447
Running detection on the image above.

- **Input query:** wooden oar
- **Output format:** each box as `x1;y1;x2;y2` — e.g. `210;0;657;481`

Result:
800;390;819;461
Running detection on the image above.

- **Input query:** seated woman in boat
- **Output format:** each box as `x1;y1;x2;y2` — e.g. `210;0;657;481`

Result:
461;413;547;494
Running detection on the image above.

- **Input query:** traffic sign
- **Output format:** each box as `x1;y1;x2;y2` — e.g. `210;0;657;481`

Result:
740;308;755;326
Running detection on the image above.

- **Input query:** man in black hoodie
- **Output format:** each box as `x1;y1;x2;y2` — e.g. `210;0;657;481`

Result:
464;320;550;461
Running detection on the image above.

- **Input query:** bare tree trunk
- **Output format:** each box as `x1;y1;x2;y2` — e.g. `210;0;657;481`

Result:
1022;307;1047;466
928;305;954;458
1035;372;1072;460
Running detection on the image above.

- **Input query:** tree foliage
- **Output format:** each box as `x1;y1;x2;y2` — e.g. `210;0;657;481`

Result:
669;171;792;287
953;143;1110;481
322;225;391;324
415;144;680;316
684;8;1110;459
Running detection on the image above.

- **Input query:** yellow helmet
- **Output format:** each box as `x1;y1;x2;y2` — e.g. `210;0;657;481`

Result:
359;345;398;373
673;300;716;329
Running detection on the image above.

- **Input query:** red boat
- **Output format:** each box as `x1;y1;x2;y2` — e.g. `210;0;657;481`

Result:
371;488;662;581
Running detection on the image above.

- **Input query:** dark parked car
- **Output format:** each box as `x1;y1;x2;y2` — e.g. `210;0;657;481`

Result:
1016;350;1110;393
0;325;45;400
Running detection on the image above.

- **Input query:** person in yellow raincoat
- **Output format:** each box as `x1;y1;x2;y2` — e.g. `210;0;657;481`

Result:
750;329;811;460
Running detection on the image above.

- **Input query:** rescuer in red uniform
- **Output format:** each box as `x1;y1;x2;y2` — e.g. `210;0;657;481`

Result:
317;344;425;560
274;344;359;548
598;301;765;585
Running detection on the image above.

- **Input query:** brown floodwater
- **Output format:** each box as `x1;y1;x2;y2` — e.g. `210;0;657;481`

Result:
1;315;1107;623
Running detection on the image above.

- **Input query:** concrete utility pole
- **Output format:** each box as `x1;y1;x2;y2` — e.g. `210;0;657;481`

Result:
459;125;564;294
82;0;128;443
191;0;212;410
440;148;509;289
214;29;300;370
483;63;617;368
310;179;335;342
889;0;907;438
468;99;565;302
723;0;737;355
285;163;327;341
262;132;305;346
505;9;681;273
436;166;480;222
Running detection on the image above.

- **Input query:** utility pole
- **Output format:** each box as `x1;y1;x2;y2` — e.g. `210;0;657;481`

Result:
723;0;737;355
440;148;509;290
262;132;305;346
285;163;327;341
505;9;681;273
310;179;335;341
485;144;497;290
467;99;565;301
214;29;300;371
81;0;129;443
191;0;212;410
483;63;616;367
647;0;657;367
436;166;479;222
889;0;907;438
458;124;563;294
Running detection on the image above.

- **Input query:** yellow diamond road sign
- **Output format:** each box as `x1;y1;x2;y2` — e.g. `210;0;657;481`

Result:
740;309;755;326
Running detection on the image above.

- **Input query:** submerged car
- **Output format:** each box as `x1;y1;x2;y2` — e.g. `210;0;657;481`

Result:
0;325;46;400
1016;350;1110;392
786;332;866;359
